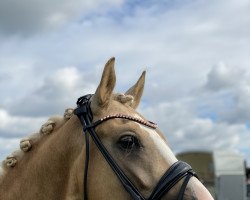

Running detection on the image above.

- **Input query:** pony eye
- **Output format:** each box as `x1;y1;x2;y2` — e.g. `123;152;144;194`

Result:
118;135;140;150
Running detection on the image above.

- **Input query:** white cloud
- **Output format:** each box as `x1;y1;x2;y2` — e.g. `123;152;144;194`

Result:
0;0;124;36
0;109;45;138
0;0;250;165
205;62;245;91
0;138;20;161
5;66;96;117
140;101;250;164
220;85;250;123
199;62;250;124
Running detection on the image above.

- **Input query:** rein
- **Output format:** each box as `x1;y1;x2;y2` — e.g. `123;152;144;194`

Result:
74;94;198;200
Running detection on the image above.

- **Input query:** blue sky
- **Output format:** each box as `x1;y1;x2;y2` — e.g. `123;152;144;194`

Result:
0;0;250;165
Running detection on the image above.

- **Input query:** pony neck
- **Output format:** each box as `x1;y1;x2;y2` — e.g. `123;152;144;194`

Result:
0;115;85;200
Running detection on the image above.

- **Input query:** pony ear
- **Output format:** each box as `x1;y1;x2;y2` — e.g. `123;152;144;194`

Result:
92;57;116;108
125;71;146;109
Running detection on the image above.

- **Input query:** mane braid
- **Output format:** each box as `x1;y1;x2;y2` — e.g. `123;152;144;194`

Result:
0;108;74;184
113;93;134;106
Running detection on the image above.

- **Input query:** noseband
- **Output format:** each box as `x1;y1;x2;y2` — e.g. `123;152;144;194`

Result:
74;94;198;200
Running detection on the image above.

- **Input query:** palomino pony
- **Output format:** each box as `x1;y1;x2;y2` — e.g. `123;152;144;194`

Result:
0;58;213;200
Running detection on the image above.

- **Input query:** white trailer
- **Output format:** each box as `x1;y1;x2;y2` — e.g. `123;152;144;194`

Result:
176;150;247;200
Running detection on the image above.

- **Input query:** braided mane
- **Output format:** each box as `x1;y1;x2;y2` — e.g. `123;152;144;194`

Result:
0;94;133;183
113;93;134;106
0;108;74;183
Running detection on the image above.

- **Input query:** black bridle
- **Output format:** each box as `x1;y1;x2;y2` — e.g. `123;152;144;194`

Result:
74;94;198;200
